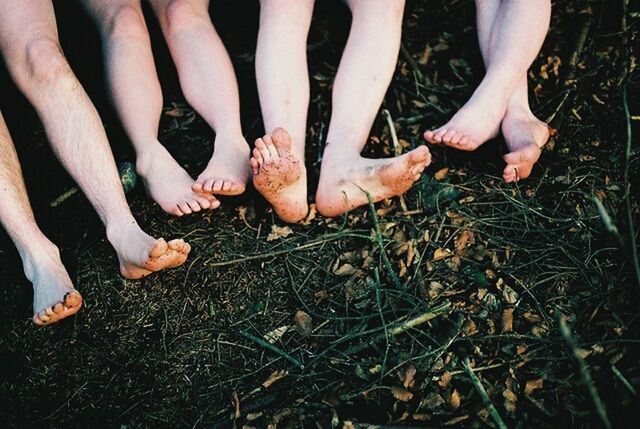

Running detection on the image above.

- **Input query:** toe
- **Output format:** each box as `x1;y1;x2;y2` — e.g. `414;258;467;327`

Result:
409;145;431;164
64;291;82;308
222;181;233;192
53;302;65;314
442;130;457;144
424;130;436;143
451;132;464;146
252;148;264;166
256;140;273;163
187;199;202;212
271;128;292;153
149;238;169;258
212;180;224;192
179;202;193;215
263;135;278;159
172;206;184;217
192;180;205;193
196;195;212;209
434;128;448;143
204;178;216;192
250;157;259;175
34;310;51;325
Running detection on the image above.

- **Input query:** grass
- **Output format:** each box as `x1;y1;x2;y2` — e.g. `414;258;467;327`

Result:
0;0;638;427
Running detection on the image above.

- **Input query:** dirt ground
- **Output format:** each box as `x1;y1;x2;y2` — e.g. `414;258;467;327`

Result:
0;0;638;428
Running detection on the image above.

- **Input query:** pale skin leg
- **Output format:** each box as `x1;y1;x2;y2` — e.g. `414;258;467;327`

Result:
423;0;551;174
0;0;191;281
314;0;431;217
149;0;250;196
0;112;82;326
80;0;219;216
473;0;552;182
250;0;314;223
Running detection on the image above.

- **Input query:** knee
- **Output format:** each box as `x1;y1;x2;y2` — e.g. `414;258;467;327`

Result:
162;0;208;34
17;37;74;87
103;4;148;40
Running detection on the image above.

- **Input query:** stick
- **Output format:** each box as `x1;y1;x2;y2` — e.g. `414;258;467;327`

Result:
558;315;612;429
362;187;402;288
611;364;637;396
462;357;508;429
240;331;303;368
400;43;425;83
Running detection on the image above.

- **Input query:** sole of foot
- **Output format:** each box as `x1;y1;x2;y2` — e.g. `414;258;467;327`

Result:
137;145;219;216
315;145;432;217
118;236;191;280
30;259;82;326
423;90;506;150
192;136;251;196
501;110;551;183
250;127;309;223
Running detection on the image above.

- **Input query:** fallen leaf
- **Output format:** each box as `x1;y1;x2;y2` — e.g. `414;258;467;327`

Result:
267;225;293;241
502;308;514;333
433;248;452;261
391;387;414;402
455;230;475;253
434;167;450;181
524;378;544;395
262;370;288;388
334;263;358;276
295;311;313;337
403;364;417;389
449;389;461;409
462;318;478;336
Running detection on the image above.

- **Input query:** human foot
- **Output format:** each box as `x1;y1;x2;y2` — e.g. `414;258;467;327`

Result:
315;146;432;217
250;127;308;223
501;108;551;182
424;86;508;150
137;145;219;216
24;248;82;326
192;135;251;196
108;223;191;279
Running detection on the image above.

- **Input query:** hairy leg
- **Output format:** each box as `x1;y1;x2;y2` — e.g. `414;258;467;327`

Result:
474;0;551;182
0;112;81;325
424;0;551;153
80;0;216;215
315;0;431;217
0;0;190;279
250;0;314;222
150;0;249;196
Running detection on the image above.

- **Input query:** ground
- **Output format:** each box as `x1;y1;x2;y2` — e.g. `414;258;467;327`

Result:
0;0;639;428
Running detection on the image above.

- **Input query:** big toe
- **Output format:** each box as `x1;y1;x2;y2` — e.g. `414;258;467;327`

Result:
271;127;292;148
408;145;431;164
149;238;168;258
64;291;83;308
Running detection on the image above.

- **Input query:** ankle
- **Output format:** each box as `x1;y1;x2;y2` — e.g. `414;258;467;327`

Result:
135;144;169;176
106;218;142;248
321;144;361;164
20;240;62;281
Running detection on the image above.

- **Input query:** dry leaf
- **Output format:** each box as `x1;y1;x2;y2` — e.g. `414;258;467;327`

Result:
267;225;293;241
462;318;478;336
391;386;414;402
449;389;461;409
433;248;452;261
438;371;453;388
403;364;417;389
295;311;313;337
455;230;475;253
334;263;358;276
262;370;288;388
434;167;450;181
524;378;544;395
502;308;514;333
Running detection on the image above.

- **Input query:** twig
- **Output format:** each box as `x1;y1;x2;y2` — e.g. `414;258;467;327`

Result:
557;314;612;429
387;302;451;336
611;364;637;396
593;196;625;247
205;232;365;267
240;331;303;368
462;357;508;429
399;43;425;83
622;86;640;290
362;187;402;288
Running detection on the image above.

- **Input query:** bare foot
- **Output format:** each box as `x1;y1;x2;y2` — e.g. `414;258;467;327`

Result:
108;223;191;279
315;146;432;217
137;145;219;216
250;128;308;223
24;248;82;326
501;108;551;182
424;86;507;150
192;135;251;196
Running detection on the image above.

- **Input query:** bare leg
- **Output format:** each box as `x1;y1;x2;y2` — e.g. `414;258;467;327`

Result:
423;0;551;160
314;0;431;217
150;0;250;196
80;0;217;216
0;112;82;325
0;0;190;279
474;0;551;182
250;0;314;222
